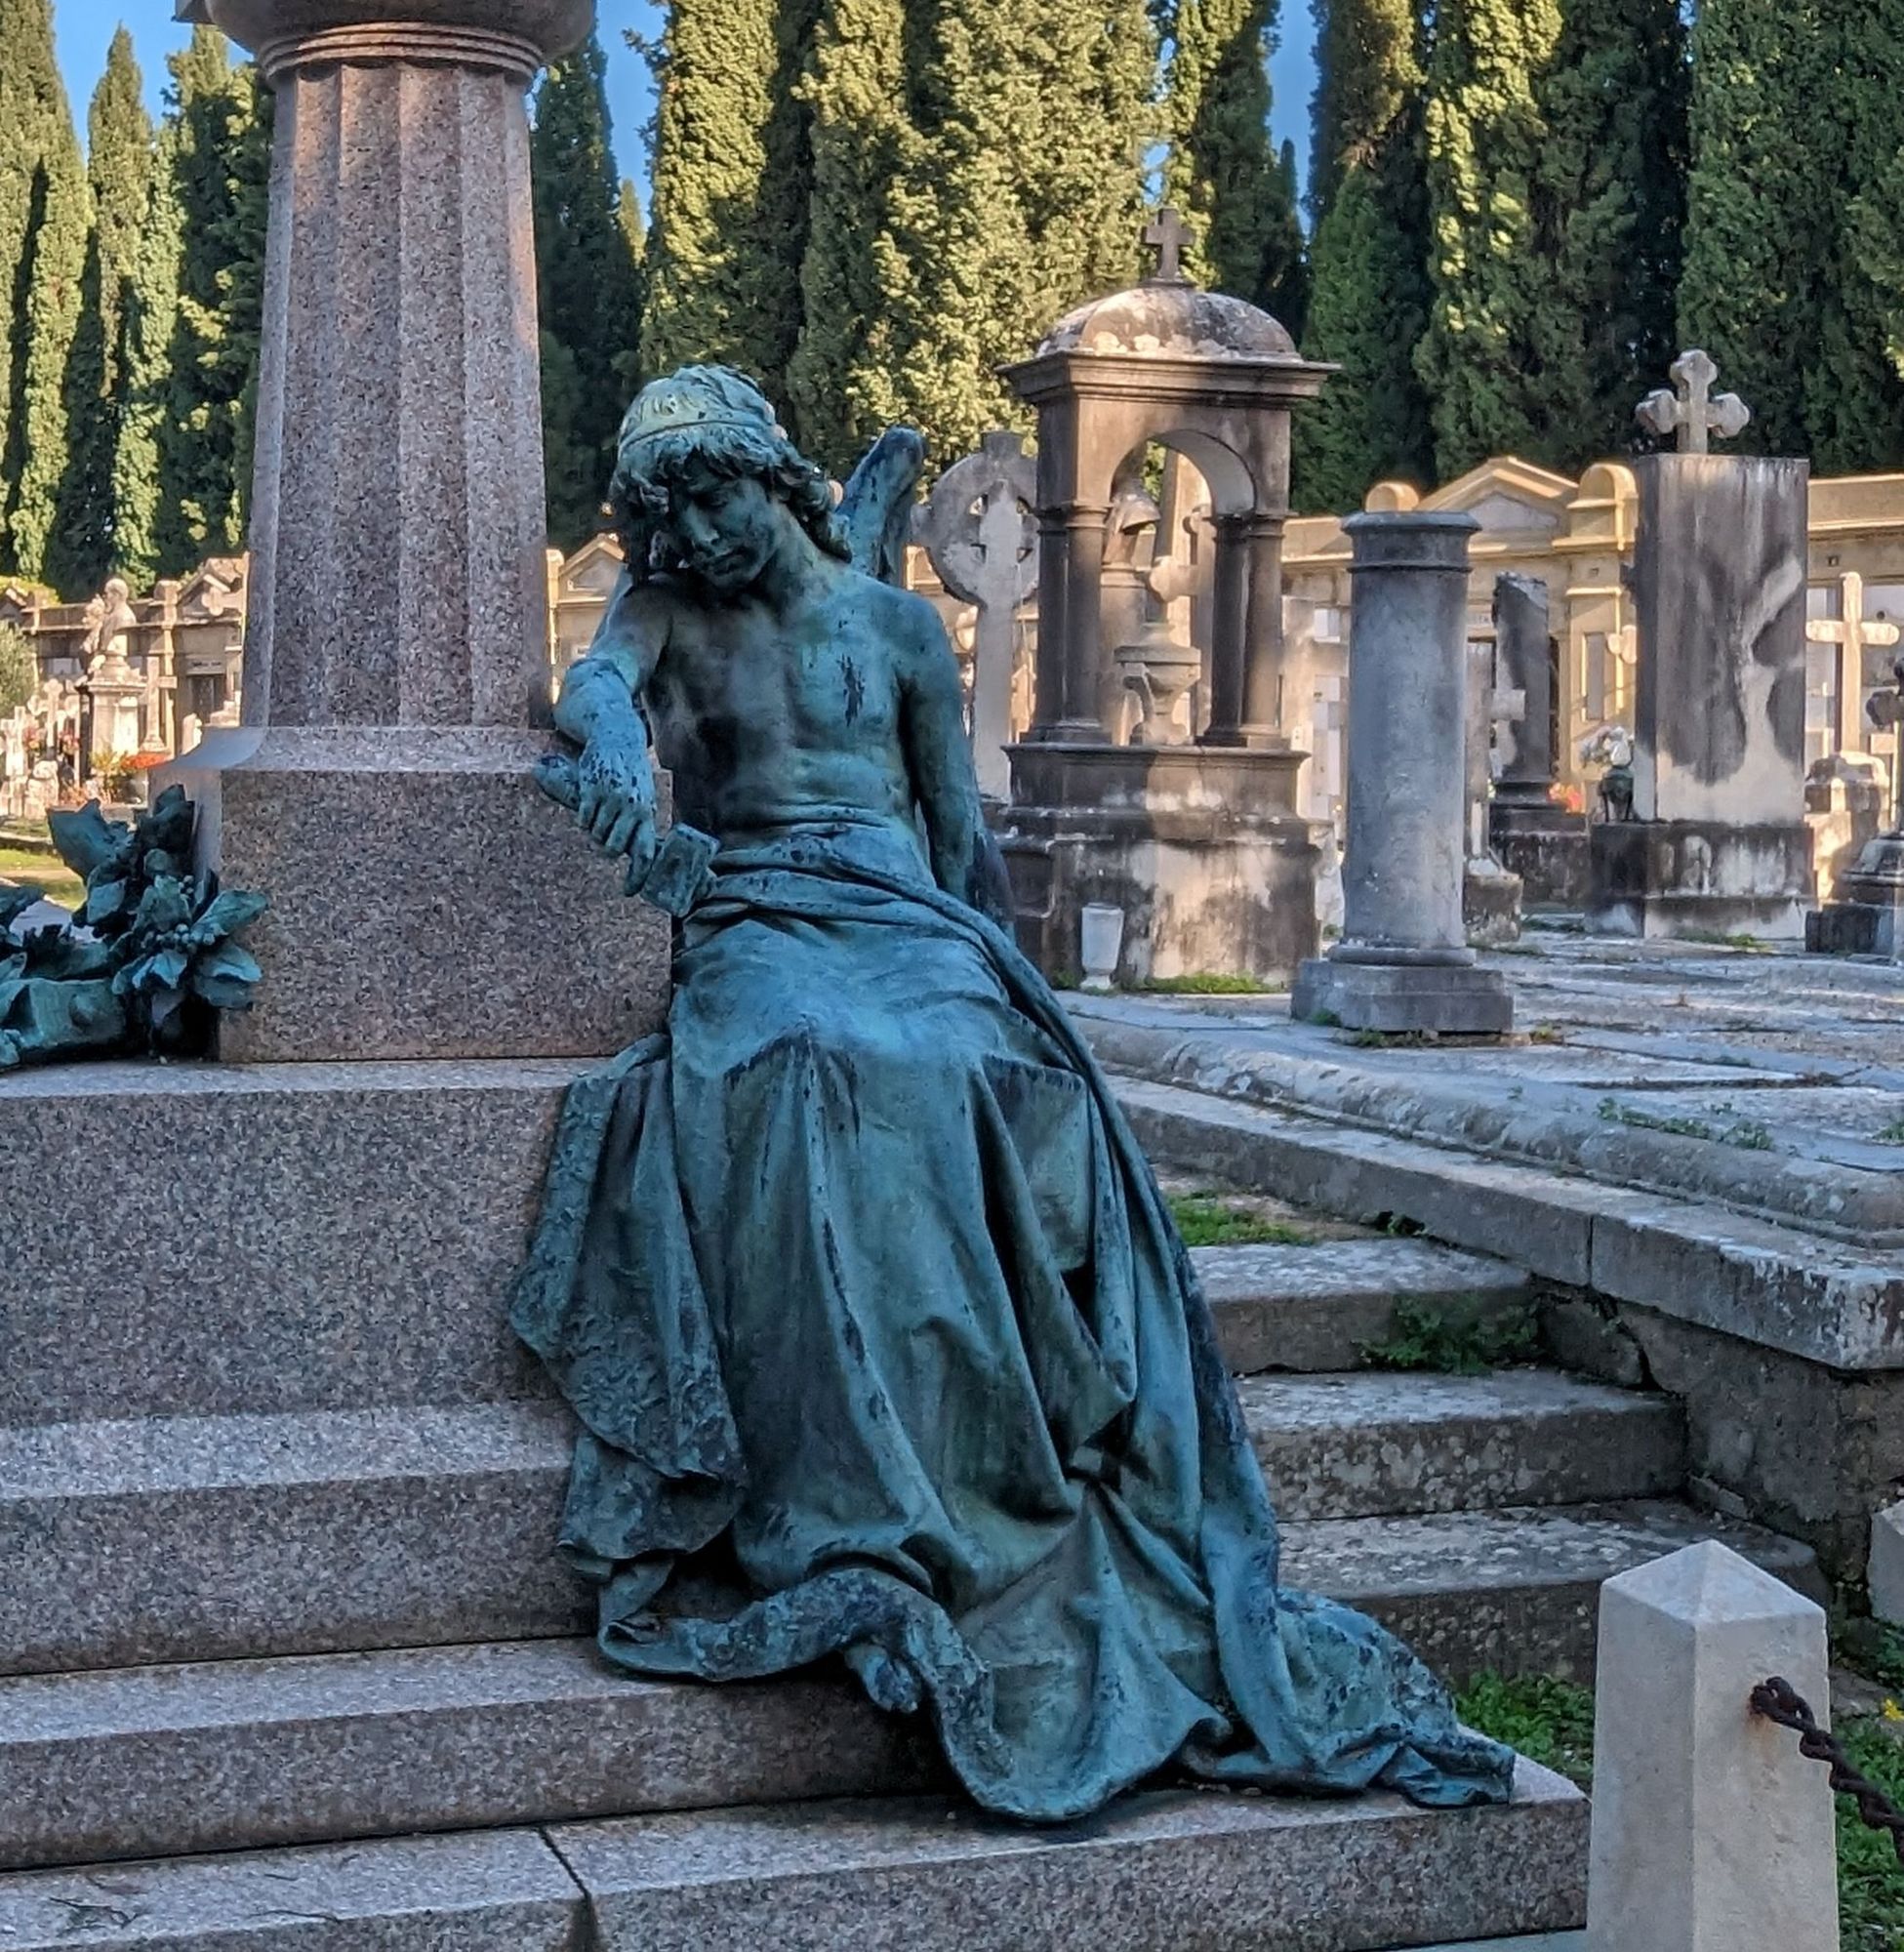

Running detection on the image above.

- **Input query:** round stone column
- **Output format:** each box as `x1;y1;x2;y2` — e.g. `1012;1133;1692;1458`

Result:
1291;511;1513;1034
166;0;668;1064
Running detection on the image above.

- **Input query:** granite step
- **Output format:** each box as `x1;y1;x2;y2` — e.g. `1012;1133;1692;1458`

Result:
1283;1498;1825;1683
1193;1239;1534;1374
0;1505;1813;1873
1240;1368;1685;1521
0;1403;585;1678
0;1769;1588;1950
5;1369;1686;1678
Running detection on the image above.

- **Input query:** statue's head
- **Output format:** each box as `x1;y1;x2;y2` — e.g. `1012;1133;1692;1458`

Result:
609;366;848;595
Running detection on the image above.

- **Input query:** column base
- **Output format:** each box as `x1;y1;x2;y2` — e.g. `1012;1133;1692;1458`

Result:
1291;956;1514;1036
163;726;670;1063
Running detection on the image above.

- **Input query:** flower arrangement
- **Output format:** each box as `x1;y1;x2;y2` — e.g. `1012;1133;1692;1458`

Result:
0;784;268;1069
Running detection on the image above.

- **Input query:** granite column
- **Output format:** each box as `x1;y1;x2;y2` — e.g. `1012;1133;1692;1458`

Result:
166;0;667;1063
1292;511;1511;1033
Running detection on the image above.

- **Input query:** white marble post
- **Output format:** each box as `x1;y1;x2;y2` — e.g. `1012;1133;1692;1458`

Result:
1587;1541;1838;1952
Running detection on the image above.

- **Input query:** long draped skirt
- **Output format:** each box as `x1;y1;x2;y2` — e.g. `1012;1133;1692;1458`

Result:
512;820;1514;1822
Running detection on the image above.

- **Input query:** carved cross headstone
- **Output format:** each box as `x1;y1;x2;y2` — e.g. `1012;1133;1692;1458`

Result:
1635;349;1752;454
1806;571;1902;757
916;430;1038;799
1465;638;1525;861
1143;207;1193;287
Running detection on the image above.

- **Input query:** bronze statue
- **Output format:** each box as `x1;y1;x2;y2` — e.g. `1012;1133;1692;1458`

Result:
515;366;1513;1821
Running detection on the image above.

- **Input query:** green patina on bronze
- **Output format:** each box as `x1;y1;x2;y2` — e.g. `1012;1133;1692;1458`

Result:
516;365;1514;1821
0;784;266;1068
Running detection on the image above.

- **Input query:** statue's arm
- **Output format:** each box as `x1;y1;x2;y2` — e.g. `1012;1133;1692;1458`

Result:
554;570;668;868
899;595;1002;920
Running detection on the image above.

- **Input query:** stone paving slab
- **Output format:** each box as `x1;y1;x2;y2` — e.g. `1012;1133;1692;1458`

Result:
1074;997;1904;1243
550;1765;1587;1952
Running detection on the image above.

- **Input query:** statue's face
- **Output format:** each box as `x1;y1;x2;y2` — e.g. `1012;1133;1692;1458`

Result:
666;473;780;596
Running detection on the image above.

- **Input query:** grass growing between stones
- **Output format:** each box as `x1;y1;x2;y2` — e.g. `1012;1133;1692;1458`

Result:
1457;1669;1904;1949
1166;1194;1314;1248
1358;1298;1541;1375
1456;1673;1596;1787
1139;973;1284;996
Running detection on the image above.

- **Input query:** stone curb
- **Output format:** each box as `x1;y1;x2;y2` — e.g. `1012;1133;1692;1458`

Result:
1113;1072;1904;1372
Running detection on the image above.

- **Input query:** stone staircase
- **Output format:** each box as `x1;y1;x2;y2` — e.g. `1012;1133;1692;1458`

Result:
1;1184;1819;1945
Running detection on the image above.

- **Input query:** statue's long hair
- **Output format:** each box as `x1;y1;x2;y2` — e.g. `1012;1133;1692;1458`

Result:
608;366;849;583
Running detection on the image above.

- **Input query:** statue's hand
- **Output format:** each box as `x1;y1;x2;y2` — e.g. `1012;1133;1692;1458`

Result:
574;732;658;880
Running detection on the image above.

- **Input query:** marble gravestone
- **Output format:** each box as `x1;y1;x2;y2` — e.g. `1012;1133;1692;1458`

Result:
1589;451;1813;940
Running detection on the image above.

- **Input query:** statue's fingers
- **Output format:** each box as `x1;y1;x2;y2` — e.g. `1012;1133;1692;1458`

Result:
589;799;624;846
627;822;659;884
576;781;601;829
604;808;639;857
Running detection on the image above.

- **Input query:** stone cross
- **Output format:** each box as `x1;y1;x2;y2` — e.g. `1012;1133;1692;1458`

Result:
1635;348;1752;454
1143;207;1192;286
915;430;1038;800
1805;570;1901;756
1465;638;1525;861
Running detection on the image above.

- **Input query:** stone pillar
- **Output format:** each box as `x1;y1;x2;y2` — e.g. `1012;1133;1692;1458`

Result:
1238;513;1288;744
1202;514;1249;743
1587;1541;1837;1952
165;0;667;1064
1028;502;1112;744
1292;511;1511;1034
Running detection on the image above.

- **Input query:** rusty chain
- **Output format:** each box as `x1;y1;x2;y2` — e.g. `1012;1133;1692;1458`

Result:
1751;1676;1904;1867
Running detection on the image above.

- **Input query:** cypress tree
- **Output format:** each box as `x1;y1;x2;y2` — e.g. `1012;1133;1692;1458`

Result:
790;0;1155;477
637;0;819;400
1522;0;1687;474
110;136;183;590
50;29;154;597
1806;0;1904;471
0;0;89;586
1162;0;1304;325
152;29;272;573
782;0;914;472
1413;0;1561;478
532;33;646;549
1677;0;1833;458
1293;0;1433;510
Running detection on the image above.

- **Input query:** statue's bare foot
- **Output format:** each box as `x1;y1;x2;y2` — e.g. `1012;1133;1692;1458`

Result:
845;1640;922;1715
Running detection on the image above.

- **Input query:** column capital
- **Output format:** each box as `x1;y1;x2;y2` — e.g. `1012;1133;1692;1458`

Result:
182;1;593;83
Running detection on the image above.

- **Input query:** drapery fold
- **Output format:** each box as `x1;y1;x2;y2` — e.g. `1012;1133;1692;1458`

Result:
513;819;1514;1822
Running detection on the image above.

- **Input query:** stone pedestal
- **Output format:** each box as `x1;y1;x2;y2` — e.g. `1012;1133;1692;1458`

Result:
1805;831;1904;956
1591;818;1812;941
996;744;1317;986
162;0;667;1063
170;728;668;1063
1587;455;1812;940
1293;511;1511;1035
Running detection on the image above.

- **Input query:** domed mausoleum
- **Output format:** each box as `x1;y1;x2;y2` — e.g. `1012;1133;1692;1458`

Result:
993;211;1335;987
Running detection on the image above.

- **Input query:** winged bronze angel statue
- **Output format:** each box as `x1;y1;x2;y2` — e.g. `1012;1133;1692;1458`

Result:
513;365;1513;1821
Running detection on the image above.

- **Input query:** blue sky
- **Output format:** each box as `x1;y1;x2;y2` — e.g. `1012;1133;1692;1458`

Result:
55;4;1317;204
